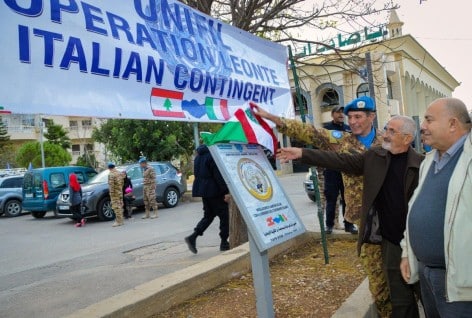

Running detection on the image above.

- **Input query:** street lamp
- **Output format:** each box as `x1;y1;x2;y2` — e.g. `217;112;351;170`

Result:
39;115;45;168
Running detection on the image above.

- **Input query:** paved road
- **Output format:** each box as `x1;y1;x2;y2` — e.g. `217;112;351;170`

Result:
0;173;326;318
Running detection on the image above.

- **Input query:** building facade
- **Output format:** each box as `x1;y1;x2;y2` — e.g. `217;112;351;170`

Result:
1;114;106;168
290;10;459;133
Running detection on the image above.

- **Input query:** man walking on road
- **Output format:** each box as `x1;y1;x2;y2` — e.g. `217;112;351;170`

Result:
108;162;124;227
139;157;158;219
185;145;230;254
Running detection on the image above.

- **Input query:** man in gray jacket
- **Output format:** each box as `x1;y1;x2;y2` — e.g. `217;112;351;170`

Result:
400;98;472;317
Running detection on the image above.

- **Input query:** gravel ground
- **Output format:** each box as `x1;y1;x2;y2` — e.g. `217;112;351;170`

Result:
155;239;366;318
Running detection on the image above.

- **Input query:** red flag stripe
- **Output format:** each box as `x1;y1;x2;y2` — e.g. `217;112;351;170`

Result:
220;99;230;120
234;109;257;144
152;109;186;118
249;102;278;154
151;88;184;99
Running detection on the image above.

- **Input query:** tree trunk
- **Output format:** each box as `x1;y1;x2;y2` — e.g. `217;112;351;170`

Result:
229;196;248;248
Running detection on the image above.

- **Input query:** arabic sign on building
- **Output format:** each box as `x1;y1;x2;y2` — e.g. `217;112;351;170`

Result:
0;1;293;122
209;144;306;252
297;24;388;57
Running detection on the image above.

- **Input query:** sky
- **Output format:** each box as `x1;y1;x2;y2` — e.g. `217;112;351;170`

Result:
394;0;472;109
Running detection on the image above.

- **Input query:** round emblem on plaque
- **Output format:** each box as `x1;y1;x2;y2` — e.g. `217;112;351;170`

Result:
237;158;273;201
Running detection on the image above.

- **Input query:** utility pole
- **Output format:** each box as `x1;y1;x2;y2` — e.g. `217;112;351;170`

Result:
39;115;45;168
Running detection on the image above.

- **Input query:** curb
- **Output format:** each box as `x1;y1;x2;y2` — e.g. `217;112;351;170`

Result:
331;278;378;318
66;232;358;318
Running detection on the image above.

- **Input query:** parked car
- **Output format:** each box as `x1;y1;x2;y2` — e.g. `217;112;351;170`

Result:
22;166;97;218
56;162;185;221
0;175;24;217
303;168;319;202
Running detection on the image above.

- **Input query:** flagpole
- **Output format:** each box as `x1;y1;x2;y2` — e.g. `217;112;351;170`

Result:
288;46;306;123
288;45;329;264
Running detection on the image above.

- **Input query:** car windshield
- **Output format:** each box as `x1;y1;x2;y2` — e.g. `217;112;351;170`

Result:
86;166;127;184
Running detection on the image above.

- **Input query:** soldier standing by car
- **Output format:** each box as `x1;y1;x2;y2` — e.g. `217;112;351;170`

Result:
108;162;124;227
254;96;392;318
139;157;158;219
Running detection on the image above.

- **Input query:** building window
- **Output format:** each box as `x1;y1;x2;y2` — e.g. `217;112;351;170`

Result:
387;78;393;99
357;83;370;97
85;144;94;152
81;120;92;129
69;120;78;130
71;144;81;156
21;115;35;127
321;89;339;108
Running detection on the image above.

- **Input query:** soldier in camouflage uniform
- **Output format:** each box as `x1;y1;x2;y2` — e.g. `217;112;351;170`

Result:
108;162;124;227
255;96;392;318
139;157;158;219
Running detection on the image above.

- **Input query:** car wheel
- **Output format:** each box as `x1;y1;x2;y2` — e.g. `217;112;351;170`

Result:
32;211;47;218
4;199;22;217
163;187;179;208
97;197;115;221
308;194;316;202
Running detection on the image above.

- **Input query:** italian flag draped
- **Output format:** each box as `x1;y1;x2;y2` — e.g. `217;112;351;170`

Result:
202;102;278;154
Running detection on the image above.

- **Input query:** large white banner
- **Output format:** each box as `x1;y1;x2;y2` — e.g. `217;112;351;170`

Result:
0;0;294;122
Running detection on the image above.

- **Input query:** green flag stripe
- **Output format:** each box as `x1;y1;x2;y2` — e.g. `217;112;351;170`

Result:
204;121;248;145
205;97;218;120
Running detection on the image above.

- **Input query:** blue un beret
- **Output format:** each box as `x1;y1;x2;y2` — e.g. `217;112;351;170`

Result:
343;96;376;114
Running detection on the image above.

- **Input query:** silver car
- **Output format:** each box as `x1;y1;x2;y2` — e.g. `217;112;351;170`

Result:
56;162;185;221
0;175;24;217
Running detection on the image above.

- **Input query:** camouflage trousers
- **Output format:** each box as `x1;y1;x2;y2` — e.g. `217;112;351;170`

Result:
143;185;158;217
111;194;123;224
360;243;392;318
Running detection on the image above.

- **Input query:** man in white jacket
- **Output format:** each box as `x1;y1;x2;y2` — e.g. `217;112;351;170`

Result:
400;97;472;317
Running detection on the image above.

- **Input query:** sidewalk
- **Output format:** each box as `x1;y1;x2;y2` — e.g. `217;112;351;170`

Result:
67;173;373;317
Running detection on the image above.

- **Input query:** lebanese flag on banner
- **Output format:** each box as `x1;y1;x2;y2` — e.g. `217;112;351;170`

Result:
150;88;186;118
202;102;278;154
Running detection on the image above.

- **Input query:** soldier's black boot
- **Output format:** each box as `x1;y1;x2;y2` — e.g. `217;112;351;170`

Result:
185;232;198;254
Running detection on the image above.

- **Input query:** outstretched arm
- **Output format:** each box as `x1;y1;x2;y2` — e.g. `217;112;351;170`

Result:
253;105;337;151
252;104;283;127
277;147;365;175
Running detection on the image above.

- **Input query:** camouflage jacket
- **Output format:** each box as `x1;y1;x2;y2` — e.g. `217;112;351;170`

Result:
143;166;156;188
279;118;383;224
108;168;124;197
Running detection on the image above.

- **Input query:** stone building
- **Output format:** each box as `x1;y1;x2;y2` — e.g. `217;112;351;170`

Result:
289;10;459;133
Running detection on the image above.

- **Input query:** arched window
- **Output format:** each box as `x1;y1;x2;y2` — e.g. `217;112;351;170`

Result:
320;89;339;108
357;83;370;97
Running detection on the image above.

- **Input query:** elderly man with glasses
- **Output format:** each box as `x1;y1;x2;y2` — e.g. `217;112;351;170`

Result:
278;115;425;318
